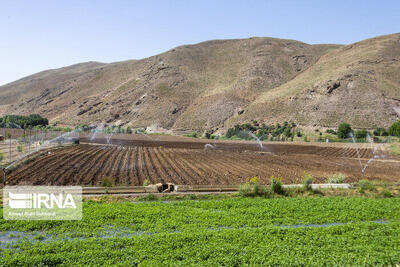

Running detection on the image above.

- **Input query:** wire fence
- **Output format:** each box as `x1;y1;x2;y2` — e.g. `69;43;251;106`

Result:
0;128;79;168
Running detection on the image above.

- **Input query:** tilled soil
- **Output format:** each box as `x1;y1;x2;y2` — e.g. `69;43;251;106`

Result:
5;137;400;186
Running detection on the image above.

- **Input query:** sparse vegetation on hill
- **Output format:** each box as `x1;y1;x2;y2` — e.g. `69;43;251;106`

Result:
1;34;399;131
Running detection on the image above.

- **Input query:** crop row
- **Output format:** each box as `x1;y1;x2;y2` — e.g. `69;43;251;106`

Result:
1;197;400;265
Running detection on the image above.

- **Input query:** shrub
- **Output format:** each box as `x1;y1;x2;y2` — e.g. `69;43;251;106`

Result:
302;172;313;191
327;173;347;184
326;129;336;135
185;132;198;138
373;127;388;136
337;123;352;139
249;176;260;184
16;144;23;153
138;194;157;201
270;176;284;195
0;151;4;163
239;177;268;197
239;183;251;196
142;179;150;186
377;190;393;198
359;179;375;192
389;120;400;136
355;130;368;139
203;131;212;139
100;176;115;187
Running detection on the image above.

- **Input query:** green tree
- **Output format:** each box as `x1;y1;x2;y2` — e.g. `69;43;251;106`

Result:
337;123;352;139
389;120;400;137
373;127;388;136
355;130;368;139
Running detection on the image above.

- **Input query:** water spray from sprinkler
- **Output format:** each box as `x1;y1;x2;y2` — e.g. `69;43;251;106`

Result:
204;144;215;151
248;132;264;150
349;132;363;176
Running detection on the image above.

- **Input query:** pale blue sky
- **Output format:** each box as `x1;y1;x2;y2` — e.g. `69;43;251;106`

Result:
0;0;399;85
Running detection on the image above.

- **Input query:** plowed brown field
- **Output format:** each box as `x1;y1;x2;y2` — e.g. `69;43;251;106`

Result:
4;135;400;186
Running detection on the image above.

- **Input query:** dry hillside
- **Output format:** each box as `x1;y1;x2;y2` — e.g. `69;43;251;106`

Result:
0;33;399;132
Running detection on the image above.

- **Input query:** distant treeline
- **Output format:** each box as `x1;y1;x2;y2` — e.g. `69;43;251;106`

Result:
225;121;301;141
0;114;48;129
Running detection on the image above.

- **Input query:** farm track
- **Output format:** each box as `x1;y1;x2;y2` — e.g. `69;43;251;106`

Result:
4;137;400;186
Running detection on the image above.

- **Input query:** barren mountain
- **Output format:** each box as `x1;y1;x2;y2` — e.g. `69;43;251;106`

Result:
0;33;399;132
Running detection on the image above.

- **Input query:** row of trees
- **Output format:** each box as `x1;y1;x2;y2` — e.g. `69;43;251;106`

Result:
0;114;48;129
335;120;400;139
225;121;302;141
76;124;138;134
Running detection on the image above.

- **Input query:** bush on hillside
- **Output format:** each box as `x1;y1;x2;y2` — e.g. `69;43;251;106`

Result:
389;120;400;137
355;130;368;139
373;127;388;136
337;123;352;139
326;129;336;135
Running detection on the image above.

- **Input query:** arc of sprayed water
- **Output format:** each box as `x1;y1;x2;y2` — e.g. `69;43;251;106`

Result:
349;132;363;173
361;134;385;174
204;144;215;151
90;125;104;142
5;128;81;171
350;132;386;176
248;132;264;150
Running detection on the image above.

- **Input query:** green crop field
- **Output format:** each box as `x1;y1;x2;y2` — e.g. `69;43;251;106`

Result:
1;196;400;266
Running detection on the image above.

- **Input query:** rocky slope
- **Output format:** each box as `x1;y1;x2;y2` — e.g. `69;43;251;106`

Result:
0;33;399;132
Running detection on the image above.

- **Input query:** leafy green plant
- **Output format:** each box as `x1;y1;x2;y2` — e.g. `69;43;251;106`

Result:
326;129;336;135
184;132;198;138
377;190;393;198
302;172;313;191
239;177;268;197
137;194;157;201
359;179;375;193
355;130;368;139
337;123;352;139
389;120;400;136
100;176;115;187
327;173;347;184
373;127;388;136
239;183;251;197
16;144;23;153
249;176;260;184
0;151;4;163
142;179;150;186
270;176;284;195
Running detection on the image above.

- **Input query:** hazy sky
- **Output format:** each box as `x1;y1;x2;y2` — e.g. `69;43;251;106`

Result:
0;0;399;85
